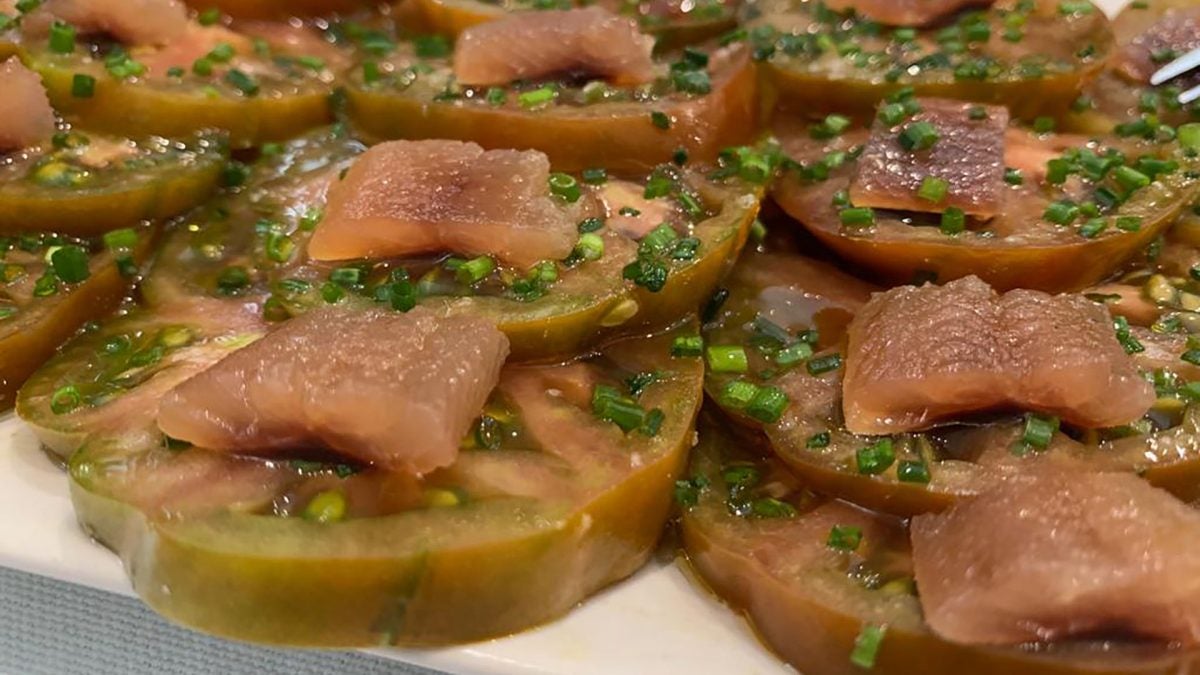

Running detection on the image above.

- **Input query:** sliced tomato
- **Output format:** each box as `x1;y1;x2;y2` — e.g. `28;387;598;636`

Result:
145;127;762;361
412;0;737;50
0;131;226;236
745;0;1112;120
346;40;762;172
702;245;1200;515
1;225;154;410
27;320;705;645
24;23;339;148
679;416;1200;674
1067;0;1200;135
771;118;1200;293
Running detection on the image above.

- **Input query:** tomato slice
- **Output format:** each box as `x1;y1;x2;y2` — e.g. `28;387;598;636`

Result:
0;131;226;236
702;244;1200;515
144;127;763;361
412;0;738;50
24;25;339;148
678;416;1200;675
23;314;702;645
345;40;761;172
0;225;154;410
771;115;1200;293
181;0;381;19
1067;0;1200;135
745;0;1112;120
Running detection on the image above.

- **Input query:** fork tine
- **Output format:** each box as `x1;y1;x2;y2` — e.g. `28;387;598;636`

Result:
1152;47;1200;86
1180;81;1200;105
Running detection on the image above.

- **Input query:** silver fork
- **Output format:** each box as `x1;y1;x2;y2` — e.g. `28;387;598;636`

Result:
1152;48;1200;104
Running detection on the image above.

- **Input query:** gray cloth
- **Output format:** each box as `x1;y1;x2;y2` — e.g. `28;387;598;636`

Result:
0;566;444;675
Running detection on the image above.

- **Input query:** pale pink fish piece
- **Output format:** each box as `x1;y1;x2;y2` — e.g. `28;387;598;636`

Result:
0;58;54;151
843;276;1154;434
593;179;675;240
1117;7;1200;84
157;306;510;475
137;25;252;77
824;0;993;26
453;7;656;87
912;470;1200;646
850;98;1008;218
27;0;189;46
307;140;577;269
238;21;352;73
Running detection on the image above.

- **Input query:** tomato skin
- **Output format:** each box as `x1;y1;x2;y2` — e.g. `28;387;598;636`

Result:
680;417;1200;675
1;227;156;411
30;55;332;149
181;0;381;18
59;323;703;646
347;49;763;173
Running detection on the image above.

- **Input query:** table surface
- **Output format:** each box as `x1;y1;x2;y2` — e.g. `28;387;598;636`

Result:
0;566;441;675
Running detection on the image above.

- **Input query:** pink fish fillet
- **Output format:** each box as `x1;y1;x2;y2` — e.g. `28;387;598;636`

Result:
842;276;1154;433
28;0;189;46
157;306;510;475
307;140;577;269
912;470;1200;646
0;58;55;152
453;7;656;87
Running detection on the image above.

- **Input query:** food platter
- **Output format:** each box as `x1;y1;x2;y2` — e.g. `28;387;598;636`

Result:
0;0;1176;673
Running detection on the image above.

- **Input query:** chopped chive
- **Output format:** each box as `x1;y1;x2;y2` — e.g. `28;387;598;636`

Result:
581;167;607;184
811;114;851;139
50;245;89;283
917;176;949;203
751;497;796;518
827;525;862;551
517;86;557;108
706;345;749;373
192;57;214;76
207;42;235;63
578;217;604;233
746;386;789;423
650;111;671;129
303;490;347;523
897;460;931;483
1113;165;1151;191
671;335;703;357
856;438;895;475
940;207;966;235
548;172;581;203
1114;316;1144;354
850;624;887;669
1033;116;1056;133
967;105;988;120
216;265;250;295
49;20;75;53
1115;215;1142;232
456;256;495;285
840;207;875;227
1079;217;1107;238
102;228;137;250
1004;167;1024;185
362;61;382;84
1043;201;1080;225
878;102;906;126
807;353;842;375
1021;413;1059;450
898;121;939;152
774;341;813;367
198;7;221;24
806;431;831;449
719;379;759;409
1179;123;1200;151
573;232;605;262
224;69;260;96
70;73;95;98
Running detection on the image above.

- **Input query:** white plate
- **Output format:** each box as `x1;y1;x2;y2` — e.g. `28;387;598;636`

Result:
0;0;1131;671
